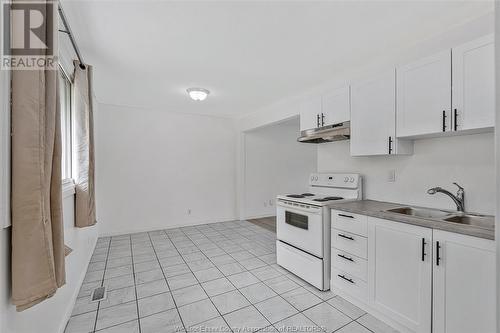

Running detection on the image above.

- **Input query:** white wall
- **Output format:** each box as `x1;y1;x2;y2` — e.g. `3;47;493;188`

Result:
318;133;495;214
242;118;317;218
0;194;98;333
95;103;238;236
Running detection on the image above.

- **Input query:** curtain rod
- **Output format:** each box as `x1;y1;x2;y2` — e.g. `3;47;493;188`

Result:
57;3;86;69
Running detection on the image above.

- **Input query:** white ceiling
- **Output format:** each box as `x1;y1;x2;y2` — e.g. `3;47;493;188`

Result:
63;0;493;118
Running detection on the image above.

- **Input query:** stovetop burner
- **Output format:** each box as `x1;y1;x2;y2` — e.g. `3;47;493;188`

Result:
286;193;315;198
312;196;344;202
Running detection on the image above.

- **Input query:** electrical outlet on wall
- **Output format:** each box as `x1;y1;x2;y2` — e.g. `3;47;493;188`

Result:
269;199;273;206
387;170;396;183
187;209;192;215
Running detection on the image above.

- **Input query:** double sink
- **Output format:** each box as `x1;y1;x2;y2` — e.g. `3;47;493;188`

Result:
385;206;494;230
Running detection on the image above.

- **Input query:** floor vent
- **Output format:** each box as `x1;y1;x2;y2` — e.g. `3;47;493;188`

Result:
91;286;107;302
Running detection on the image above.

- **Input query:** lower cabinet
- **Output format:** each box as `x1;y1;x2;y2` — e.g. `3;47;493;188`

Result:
368;217;432;333
432;230;496;333
331;213;496;333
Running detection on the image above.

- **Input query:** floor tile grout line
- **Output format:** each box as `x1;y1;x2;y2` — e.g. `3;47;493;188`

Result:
128;234;143;333
164;229;235;332
147;231;189;333
353;314;377;333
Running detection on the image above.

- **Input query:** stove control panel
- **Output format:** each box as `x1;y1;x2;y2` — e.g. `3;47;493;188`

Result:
309;173;361;189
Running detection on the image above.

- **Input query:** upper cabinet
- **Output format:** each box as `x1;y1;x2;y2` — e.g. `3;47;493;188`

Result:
397;35;494;138
396;50;452;138
351;69;412;156
300;95;322;131
321;86;350;126
299;86;350;132
452;34;494;132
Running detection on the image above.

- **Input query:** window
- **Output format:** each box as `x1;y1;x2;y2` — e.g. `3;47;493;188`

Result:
59;68;72;180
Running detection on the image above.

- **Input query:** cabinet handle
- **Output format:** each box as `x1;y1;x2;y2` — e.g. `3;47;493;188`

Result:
454;108;458;131
338;213;354;219
317;114;320;128
321;113;325;127
337;254;354;262
436;241;441;266
338;233;354;241
388;136;393;154
421;238;426;261
338;274;354;284
442;110;447;132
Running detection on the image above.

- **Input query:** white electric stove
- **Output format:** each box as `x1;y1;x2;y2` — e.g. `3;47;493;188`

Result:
276;173;362;290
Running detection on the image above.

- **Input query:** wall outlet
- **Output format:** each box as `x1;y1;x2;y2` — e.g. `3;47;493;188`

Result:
269;199;273;206
187;209;191;215
388;170;396;183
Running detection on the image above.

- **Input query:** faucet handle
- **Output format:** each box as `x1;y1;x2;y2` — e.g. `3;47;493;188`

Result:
452;182;464;191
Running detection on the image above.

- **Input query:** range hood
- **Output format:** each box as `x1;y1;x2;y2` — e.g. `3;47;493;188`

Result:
297;121;350;144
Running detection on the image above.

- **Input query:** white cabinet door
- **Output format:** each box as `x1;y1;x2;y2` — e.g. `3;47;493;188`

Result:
300;95;321;131
432;230;496;333
452;34;494;132
368;217;432;333
321;86;350;126
351;69;412;156
397;50;452;137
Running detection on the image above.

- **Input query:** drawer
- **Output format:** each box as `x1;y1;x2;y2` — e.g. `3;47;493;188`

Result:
331;267;368;302
332;229;367;259
331;248;367;281
276;241;324;290
331;210;368;237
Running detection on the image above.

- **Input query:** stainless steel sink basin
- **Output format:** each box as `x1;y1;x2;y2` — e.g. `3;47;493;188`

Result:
443;214;494;229
386;207;452;219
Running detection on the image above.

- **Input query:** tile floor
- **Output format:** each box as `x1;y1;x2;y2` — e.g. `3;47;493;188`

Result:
65;220;399;333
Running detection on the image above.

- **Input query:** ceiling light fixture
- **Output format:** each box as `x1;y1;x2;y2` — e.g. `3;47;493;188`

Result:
187;87;210;101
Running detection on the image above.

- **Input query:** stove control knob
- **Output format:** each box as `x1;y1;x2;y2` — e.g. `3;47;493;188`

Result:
311;176;314;181
350;177;355;183
344;177;348;182
314;176;318;181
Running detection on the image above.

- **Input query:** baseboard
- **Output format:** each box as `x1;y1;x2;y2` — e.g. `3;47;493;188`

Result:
98;217;239;237
58;235;98;333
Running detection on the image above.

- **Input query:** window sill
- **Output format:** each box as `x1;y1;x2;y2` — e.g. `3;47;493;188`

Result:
62;179;76;199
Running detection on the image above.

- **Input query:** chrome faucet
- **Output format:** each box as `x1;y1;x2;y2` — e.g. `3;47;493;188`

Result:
427;182;465;212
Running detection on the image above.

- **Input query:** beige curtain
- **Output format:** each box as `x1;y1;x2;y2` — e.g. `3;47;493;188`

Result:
73;61;97;228
11;2;66;311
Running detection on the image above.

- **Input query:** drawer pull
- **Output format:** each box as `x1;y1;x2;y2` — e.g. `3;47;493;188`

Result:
338;233;354;241
338;274;354;284
337;254;354;262
338;213;354;219
421;238;426;262
436;241;441;266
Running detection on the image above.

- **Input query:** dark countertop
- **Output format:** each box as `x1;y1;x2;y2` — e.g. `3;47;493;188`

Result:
329;200;495;240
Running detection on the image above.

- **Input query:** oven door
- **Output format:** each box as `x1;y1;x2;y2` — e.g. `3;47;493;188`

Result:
276;200;323;258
